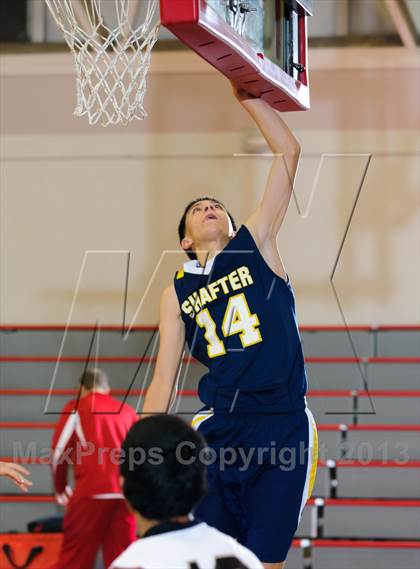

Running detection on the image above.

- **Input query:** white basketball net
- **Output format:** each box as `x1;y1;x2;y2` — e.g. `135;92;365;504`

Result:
45;0;160;126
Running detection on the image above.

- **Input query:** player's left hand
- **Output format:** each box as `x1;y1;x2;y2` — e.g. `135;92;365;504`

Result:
0;461;32;492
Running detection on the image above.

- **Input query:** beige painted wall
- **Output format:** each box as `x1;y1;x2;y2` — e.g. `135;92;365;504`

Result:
0;50;419;325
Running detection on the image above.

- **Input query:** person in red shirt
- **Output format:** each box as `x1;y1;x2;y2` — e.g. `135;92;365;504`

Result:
50;368;137;569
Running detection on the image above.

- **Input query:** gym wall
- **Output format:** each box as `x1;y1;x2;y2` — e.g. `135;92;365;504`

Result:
0;51;418;325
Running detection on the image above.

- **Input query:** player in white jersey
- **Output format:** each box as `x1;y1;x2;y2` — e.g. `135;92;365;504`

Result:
110;415;263;569
110;520;263;569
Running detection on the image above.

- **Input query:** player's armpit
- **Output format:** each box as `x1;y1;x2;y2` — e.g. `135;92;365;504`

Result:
243;223;289;281
141;284;186;416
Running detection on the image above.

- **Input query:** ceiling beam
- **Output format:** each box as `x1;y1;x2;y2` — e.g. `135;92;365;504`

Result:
384;0;417;49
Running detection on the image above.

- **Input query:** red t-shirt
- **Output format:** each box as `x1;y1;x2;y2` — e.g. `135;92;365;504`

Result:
51;392;137;500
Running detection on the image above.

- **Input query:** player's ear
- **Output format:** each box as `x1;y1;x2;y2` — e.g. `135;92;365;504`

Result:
227;215;235;238
181;236;193;251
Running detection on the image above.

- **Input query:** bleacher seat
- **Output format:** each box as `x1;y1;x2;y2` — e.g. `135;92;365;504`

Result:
0;324;419;566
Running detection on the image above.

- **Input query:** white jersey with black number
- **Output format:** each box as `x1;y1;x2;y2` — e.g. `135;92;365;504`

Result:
110;521;263;569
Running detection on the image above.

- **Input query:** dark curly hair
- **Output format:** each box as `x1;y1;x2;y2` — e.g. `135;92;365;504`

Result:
120;415;208;521
177;196;237;260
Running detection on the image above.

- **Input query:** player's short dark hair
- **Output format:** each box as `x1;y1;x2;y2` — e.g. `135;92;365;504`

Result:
79;368;109;391
120;415;207;520
177;196;237;260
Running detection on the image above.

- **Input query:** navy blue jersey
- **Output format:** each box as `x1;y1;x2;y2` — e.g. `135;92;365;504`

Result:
173;225;307;413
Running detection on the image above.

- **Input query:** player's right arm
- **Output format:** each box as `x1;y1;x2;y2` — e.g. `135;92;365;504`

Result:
142;284;186;415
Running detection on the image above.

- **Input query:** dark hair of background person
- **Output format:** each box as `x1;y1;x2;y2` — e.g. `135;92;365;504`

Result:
121;415;207;520
79;368;110;391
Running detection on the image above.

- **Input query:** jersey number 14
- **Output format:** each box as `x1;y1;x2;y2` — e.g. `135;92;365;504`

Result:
196;293;262;358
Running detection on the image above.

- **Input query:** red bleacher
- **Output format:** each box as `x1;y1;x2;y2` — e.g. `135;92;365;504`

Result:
0;324;419;569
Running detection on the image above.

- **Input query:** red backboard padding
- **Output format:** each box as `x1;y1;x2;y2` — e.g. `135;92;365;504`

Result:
160;0;311;112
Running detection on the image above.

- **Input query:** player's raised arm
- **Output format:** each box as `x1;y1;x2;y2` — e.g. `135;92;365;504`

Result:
233;84;301;247
142;284;186;415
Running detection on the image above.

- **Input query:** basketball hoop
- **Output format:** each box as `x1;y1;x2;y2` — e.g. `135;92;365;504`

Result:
45;0;160;126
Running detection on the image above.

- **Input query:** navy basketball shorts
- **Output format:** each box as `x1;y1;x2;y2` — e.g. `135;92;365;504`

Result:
192;407;318;563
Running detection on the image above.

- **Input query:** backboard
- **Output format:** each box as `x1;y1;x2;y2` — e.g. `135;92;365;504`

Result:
160;0;313;112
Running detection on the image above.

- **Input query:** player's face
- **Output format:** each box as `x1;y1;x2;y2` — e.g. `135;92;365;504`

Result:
185;200;231;245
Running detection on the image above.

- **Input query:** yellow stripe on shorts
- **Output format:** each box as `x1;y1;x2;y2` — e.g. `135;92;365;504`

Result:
308;413;318;498
191;410;214;430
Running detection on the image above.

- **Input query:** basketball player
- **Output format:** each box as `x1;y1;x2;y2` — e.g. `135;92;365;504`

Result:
111;415;263;569
142;85;318;568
